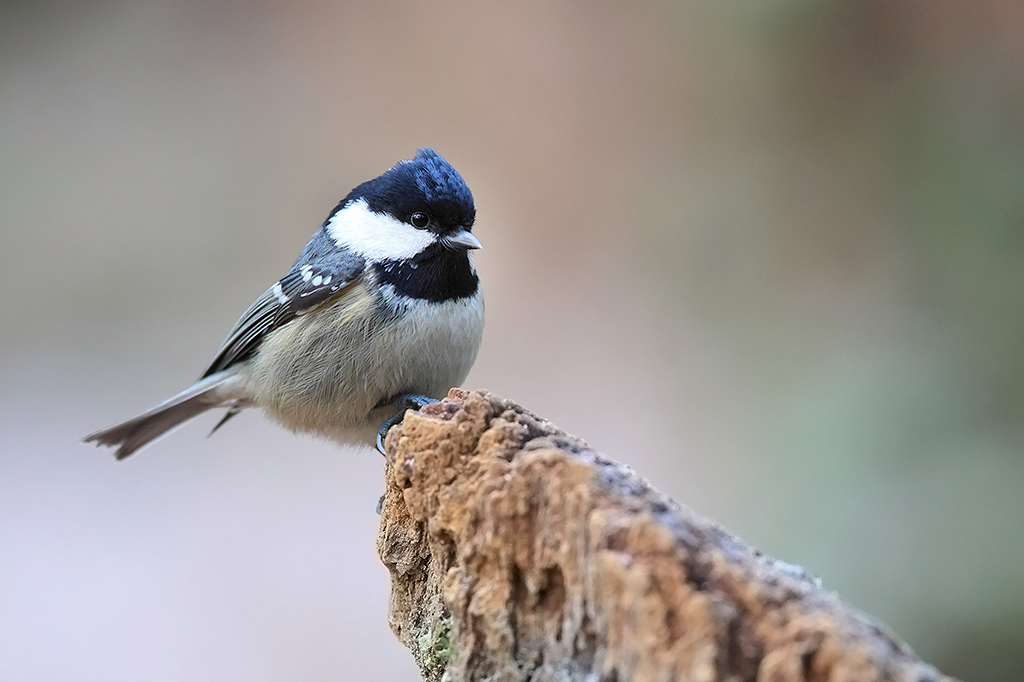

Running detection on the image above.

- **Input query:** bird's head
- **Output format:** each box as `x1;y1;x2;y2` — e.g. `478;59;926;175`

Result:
325;149;480;261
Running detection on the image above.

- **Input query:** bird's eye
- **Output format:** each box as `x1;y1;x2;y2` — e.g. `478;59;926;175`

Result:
410;212;430;229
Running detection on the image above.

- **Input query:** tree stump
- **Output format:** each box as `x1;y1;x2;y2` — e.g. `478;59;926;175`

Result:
376;389;955;682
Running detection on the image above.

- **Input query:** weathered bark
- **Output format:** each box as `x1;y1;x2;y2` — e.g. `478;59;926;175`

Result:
376;389;955;682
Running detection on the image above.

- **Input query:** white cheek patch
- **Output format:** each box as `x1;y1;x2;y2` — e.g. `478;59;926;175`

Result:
326;198;436;261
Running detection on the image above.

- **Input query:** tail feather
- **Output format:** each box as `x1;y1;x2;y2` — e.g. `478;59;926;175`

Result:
84;371;243;460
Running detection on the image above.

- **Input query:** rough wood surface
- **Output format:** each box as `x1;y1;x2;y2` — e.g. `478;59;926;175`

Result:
376;389;955;682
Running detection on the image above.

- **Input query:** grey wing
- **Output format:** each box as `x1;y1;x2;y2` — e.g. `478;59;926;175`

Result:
202;241;366;378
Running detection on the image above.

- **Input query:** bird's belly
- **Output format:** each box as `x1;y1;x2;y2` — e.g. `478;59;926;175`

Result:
244;284;484;443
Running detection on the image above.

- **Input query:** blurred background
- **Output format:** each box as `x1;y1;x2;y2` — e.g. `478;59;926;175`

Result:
1;0;1022;680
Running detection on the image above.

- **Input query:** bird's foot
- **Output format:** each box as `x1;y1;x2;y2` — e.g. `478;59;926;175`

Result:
375;394;436;456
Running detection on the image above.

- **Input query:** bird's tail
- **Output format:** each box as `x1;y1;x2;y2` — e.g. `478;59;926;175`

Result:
84;370;244;460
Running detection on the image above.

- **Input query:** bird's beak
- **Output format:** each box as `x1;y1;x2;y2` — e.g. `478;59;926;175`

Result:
444;229;482;251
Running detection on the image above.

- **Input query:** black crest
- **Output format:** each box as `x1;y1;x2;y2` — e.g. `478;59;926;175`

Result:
340;148;476;236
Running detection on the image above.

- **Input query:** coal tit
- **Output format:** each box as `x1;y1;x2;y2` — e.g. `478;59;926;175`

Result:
85;148;484;459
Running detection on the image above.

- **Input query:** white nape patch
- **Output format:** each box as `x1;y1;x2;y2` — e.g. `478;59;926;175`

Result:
272;282;289;304
326;198;436;261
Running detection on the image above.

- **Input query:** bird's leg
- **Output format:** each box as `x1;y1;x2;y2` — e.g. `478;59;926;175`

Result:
376;394;436;456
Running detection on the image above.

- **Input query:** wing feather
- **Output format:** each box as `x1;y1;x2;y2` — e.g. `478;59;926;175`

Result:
202;238;366;377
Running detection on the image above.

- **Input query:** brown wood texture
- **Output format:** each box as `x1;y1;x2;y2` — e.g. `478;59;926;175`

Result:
376;390;956;682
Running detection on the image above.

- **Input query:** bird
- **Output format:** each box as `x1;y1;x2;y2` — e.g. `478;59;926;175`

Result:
84;148;484;460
